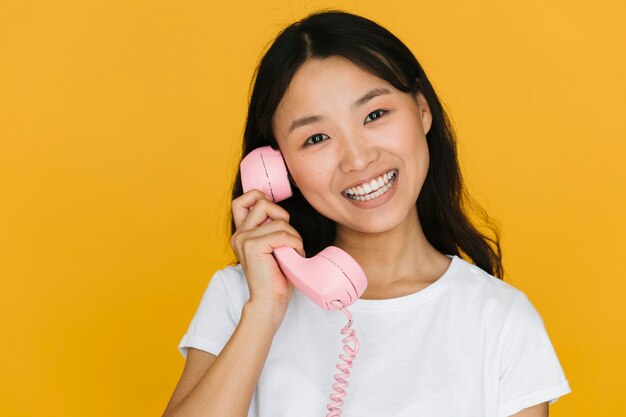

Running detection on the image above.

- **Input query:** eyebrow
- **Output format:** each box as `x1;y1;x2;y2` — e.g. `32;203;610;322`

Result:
287;87;391;135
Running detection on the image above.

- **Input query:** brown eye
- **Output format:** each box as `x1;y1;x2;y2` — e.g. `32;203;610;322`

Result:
365;109;387;123
304;133;329;146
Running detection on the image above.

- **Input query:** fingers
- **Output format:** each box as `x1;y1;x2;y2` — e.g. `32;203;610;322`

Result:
232;189;290;230
235;220;306;259
230;190;305;260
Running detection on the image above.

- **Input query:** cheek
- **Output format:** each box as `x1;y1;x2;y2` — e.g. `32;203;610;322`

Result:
288;154;334;195
290;164;338;217
411;136;430;178
382;110;422;149
388;117;430;178
413;133;429;162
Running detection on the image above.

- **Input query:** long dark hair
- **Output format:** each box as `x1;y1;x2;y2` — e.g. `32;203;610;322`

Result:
227;9;504;279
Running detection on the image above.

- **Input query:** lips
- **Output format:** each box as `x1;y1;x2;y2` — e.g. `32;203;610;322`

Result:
342;169;398;197
343;170;398;201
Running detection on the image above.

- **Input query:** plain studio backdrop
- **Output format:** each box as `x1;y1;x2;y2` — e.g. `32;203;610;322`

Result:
0;0;624;416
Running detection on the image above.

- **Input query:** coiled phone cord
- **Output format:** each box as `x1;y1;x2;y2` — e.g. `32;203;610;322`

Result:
326;300;360;417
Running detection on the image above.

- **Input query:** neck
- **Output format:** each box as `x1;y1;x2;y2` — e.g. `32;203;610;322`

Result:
333;207;445;289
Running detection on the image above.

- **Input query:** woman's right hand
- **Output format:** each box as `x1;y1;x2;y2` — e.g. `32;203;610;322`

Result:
230;189;305;310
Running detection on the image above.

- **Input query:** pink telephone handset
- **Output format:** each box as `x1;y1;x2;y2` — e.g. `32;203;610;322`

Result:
240;146;368;311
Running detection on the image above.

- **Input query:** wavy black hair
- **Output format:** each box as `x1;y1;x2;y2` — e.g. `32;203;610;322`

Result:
226;9;504;279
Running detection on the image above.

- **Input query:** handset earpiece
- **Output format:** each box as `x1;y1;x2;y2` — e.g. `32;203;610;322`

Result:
240;146;293;204
240;146;368;310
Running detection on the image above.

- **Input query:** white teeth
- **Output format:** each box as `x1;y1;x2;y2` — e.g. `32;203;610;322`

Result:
344;170;397;200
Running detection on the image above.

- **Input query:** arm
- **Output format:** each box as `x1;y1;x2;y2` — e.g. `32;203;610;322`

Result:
162;300;286;417
162;189;301;416
162;348;217;416
510;402;549;417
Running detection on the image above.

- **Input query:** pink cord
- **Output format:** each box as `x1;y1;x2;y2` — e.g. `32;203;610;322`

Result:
326;300;359;417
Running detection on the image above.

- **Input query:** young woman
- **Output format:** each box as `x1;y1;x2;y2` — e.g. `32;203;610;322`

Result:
163;10;571;417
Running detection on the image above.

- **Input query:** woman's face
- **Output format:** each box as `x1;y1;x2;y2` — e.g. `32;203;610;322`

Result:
272;56;432;234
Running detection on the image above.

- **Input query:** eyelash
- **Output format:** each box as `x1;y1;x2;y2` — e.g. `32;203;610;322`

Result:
304;109;388;146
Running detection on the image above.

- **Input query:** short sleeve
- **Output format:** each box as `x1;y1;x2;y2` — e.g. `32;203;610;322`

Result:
177;268;242;359
497;292;572;417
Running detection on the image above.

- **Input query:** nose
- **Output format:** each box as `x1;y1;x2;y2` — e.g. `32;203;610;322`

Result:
338;134;380;173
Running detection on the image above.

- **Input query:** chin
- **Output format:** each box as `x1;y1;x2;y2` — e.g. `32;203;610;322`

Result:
340;215;406;235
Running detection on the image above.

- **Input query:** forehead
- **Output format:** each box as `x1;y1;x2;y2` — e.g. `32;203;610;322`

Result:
272;56;394;131
280;56;387;105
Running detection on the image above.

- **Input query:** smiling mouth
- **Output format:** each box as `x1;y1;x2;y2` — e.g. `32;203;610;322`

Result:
343;169;398;201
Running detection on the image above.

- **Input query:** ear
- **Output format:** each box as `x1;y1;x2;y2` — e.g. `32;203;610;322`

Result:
414;91;433;136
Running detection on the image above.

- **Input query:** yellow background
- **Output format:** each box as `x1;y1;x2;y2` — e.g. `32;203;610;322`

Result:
1;0;624;415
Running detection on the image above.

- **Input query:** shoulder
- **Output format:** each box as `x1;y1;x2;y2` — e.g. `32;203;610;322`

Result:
450;256;529;318
447;257;555;354
214;262;246;281
192;263;250;323
452;256;523;299
209;262;250;304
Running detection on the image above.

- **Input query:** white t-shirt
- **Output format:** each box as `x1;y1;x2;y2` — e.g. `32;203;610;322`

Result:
178;254;571;416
